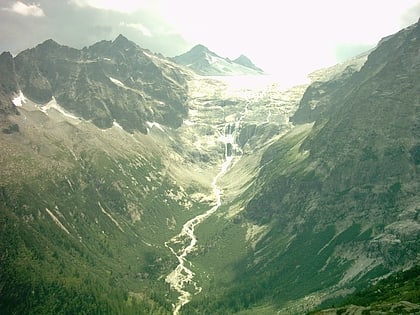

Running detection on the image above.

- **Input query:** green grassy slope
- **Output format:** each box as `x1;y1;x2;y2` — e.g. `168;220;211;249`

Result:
0;110;209;314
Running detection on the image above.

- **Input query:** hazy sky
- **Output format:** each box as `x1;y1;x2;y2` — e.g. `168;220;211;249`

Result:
1;0;419;80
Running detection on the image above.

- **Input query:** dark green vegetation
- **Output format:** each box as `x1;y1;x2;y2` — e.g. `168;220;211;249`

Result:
309;265;420;314
0;115;207;314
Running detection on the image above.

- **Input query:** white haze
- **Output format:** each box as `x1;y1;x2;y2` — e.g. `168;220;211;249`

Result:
0;0;419;84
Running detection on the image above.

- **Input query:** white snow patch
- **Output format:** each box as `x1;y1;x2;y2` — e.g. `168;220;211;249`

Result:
142;240;153;247
189;109;199;117
143;51;158;59
12;90;27;107
45;208;70;235
205;53;214;64
183;119;196;126
338;256;379;286
246;223;269;249
40;97;80;120
109;76;127;88
385;220;420;236
98;202;124;232
146;121;165;132
113;120;124;130
65;176;74;191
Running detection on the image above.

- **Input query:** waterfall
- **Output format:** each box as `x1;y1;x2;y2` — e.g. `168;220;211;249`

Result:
164;101;249;315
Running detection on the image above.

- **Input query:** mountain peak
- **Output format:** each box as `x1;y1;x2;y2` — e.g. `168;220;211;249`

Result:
234;54;251;63
190;44;211;53
0;51;13;60
173;45;264;76
184;44;218;59
114;34;129;43
37;39;61;50
31;39;80;60
112;34;136;50
233;54;264;73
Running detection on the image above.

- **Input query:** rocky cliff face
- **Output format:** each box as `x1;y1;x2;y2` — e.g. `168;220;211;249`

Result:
3;35;190;133
0;52;19;117
291;51;368;124
248;20;419;234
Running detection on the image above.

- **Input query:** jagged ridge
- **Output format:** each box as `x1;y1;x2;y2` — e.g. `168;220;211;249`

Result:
2;35;190;133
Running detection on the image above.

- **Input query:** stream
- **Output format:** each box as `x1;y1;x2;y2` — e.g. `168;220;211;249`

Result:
164;104;248;315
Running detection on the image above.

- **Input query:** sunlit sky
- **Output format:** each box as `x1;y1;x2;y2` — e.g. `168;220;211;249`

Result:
1;0;419;81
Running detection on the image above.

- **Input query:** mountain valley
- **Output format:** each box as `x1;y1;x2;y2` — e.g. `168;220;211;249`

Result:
0;20;419;315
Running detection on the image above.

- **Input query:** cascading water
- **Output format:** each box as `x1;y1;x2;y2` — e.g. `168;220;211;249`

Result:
164;102;249;315
220;102;249;160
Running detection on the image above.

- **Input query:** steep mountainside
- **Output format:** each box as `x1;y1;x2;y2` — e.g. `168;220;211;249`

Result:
291;51;369;124
173;44;264;76
5;35;189;133
0;35;200;314
183;21;420;314
0;52;19;122
310;265;420;314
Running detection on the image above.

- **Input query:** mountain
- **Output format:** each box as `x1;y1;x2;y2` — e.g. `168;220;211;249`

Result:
182;21;420;314
233;54;264;73
173;44;264;76
0;35;199;314
1;35;190;133
0;21;419;315
0;52;19;118
291;51;369;124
